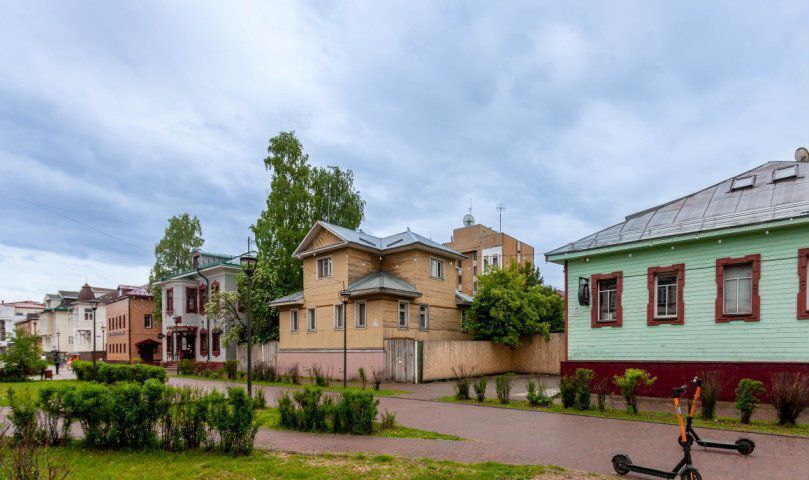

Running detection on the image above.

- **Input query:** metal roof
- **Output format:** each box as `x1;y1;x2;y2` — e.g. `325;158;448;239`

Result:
295;221;464;259
547;161;809;257
345;271;421;298
269;291;304;307
455;291;474;306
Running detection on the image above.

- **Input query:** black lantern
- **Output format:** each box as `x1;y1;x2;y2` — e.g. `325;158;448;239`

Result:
240;252;257;277
578;277;590;306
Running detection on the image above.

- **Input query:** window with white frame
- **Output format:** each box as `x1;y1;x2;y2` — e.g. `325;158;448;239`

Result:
84;308;93;321
144;314;153;329
418;304;429;330
655;273;678;318
723;263;753;315
398;301;409;328
290;309;298;332
492;255;499;268
598;278;618;322
430;258;444;279
317;257;332;278
307;307;316;331
334;304;345;330
355;301;366;328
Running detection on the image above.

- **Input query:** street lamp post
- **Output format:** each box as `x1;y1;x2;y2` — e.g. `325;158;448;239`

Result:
240;251;257;398
338;290;351;388
90;298;100;367
56;331;60;351
101;325;106;351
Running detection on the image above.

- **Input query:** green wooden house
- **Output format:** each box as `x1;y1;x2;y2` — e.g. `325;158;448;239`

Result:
546;152;809;398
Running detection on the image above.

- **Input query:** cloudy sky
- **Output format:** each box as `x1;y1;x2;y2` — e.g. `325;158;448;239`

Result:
1;1;807;301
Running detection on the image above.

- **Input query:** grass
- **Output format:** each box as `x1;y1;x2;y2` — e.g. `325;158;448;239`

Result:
255;408;464;441
174;374;407;397
0;380;81;406
440;396;809;438
41;447;576;479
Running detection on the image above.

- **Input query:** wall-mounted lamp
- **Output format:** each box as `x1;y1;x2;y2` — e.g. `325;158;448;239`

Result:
578;277;590;306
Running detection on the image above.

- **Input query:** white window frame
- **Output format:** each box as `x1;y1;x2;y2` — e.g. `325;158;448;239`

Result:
355;300;366;328
654;273;678;319
430;257;445;279
290;309;298;333
316;256;333;279
398;301;409;329
144;314;153;329
307;307;316;332
418;304;429;330
597;278;618;323
723;263;753;315
334;304;345;330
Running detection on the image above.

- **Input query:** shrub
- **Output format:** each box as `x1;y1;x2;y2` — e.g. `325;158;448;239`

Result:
526;379;553;407
176;359;194;376
63;382;112;447
332;391;378;435
698;371;724;420
0;333;47;381
106;380;164;449
71;361;97;382
310;364;330;387
574;369;594;410
358;368;367;390
209;388;258;455
253;362;278;382
495;373;512;404
452;365;474;400
769;372;809;426
593;376;612;412
224;361;238;380
252;389;267;410
473;377;487;402
276;392;297;429
7;389;40;444
735;378;765;425
73;361;166;384
284;364;301;385
37;384;75;445
613;369;656;414
559;375;577;409
292;388;330;432
379;410;396;430
371;368;385;391
160;385;209;451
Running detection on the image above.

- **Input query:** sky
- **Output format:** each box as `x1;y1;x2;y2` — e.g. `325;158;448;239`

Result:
1;1;808;301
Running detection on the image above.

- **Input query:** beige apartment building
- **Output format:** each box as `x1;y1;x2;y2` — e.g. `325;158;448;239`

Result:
271;221;472;380
445;217;536;295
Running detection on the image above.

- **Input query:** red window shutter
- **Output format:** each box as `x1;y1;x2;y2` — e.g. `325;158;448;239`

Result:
798;249;809;320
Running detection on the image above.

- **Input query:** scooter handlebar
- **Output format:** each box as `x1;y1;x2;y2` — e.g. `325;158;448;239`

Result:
672;385;688;397
692;376;703;387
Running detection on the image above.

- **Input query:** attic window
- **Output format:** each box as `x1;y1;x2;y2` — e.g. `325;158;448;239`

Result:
772;165;798;182
358;237;376;246
730;175;755;191
386;239;404;248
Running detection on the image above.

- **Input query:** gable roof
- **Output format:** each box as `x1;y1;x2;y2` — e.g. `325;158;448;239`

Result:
294;221;464;259
159;253;242;283
345;271;421;298
547;161;809;257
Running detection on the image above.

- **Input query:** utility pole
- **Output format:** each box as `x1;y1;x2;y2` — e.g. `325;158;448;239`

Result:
497;204;506;233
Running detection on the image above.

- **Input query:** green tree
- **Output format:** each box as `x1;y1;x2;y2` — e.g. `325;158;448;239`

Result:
249;131;364;342
148;213;204;322
462;261;563;348
2;332;47;380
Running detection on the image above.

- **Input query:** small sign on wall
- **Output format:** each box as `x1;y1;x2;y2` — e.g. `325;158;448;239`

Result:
372;319;379;327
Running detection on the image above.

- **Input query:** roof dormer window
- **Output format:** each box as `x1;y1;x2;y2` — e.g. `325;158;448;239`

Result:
772;165;798;183
730;175;755;191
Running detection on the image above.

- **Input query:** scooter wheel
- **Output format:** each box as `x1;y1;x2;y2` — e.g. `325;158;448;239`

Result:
736;438;755;455
678;434;694;447
611;454;631;475
680;468;702;480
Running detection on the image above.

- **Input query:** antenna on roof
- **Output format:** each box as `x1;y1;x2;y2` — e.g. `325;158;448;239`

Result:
796;147;809;163
463;197;475;227
497;203;506;233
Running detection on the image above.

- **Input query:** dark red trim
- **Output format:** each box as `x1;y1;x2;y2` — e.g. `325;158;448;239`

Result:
562;360;809;401
198;284;207;315
165;288;174;316
563;261;569;360
799;248;809;320
185;287;198;314
647;264;685;326
211;280;220;292
715;254;761;323
212;330;221;356
590;271;623;328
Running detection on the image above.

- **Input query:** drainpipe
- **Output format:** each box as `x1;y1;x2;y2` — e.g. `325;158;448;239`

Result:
196;268;211;363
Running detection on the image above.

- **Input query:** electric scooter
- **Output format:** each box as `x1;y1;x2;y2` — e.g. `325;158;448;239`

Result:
684;376;755;455
612;385;702;480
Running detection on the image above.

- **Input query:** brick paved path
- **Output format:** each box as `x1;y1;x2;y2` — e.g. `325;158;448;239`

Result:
170;377;809;479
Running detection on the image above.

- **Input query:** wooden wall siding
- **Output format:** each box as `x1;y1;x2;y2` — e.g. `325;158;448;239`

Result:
308;229;343;250
278;299;385;350
381;251;459;308
347;249;381;283
566;224;809;362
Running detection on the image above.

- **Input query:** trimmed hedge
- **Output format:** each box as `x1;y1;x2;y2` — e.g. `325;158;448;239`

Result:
277;387;379;435
72;360;167;384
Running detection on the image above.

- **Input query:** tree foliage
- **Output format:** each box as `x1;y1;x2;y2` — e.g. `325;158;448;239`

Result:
249;131;365;342
462;261;563;348
148;213;204;322
2;332;47;380
204;290;245;347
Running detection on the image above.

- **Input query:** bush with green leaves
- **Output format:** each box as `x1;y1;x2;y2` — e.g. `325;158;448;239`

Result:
613;369;656;414
473;377;487;402
698;371;724;420
310;364;330;387
769;372;809;426
735;378;764;425
526;379;553;407
253;361;278;382
495;374;513;404
177;359;196;376
332;390;378;435
6;389;40;443
37;384;75;445
573;369;594;410
0;333;47;380
208;387;259;455
71;361;167;384
592;376;612;412
559;375;577;409
224;360;238;380
358;368;367;390
276;387;379;435
452;365;474;400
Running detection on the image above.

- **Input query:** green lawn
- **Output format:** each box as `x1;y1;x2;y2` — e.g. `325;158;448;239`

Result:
255;408;464;441
0;380;81;406
43;447;576;480
174;374;407;397
440;396;809;438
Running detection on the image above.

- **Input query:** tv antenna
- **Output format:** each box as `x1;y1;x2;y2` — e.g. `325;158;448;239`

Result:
497;203;506;233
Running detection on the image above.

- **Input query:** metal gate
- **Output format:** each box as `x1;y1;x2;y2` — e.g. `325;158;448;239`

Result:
384;339;422;383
